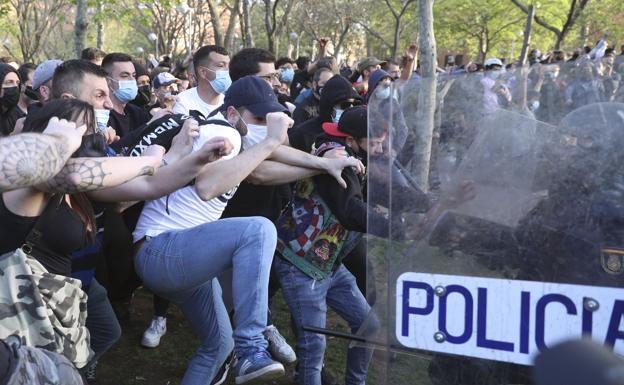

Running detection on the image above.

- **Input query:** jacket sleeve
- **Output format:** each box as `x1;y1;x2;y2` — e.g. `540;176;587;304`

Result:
313;168;390;237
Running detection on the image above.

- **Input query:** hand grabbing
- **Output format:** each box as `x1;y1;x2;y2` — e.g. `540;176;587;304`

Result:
43;117;87;154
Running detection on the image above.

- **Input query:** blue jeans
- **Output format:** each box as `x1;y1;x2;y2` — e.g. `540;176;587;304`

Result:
275;258;380;385
134;217;276;385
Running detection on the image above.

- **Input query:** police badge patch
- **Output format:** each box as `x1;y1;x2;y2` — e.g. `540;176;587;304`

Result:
600;247;624;275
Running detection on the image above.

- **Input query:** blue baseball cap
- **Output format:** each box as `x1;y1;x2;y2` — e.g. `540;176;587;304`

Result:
221;75;288;117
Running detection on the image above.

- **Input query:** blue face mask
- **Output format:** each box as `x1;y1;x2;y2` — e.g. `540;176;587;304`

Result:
206;69;232;94
94;108;110;133
112;79;138;103
281;68;295;82
376;86;391;99
333;108;344;123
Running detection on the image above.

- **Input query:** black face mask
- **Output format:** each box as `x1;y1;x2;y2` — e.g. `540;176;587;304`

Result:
131;85;152;107
1;86;20;110
24;86;39;101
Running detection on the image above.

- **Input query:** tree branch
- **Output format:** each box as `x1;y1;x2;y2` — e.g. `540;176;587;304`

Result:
509;0;561;37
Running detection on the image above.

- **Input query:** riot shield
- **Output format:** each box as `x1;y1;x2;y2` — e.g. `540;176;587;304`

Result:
361;68;624;385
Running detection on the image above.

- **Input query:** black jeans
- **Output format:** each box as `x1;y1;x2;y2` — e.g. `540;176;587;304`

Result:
86;279;122;364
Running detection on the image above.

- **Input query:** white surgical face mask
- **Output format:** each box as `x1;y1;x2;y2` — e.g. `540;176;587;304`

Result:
333;108;344;123
241;123;267;150
94;108;110;133
376;86;391;99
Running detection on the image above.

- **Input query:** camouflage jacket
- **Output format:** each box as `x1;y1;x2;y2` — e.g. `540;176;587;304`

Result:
0;249;92;369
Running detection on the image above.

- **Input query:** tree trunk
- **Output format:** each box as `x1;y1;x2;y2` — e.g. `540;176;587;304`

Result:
96;1;104;49
74;0;88;58
392;18;401;59
207;0;224;46
242;0;254;47
264;0;275;53
411;0;437;193
224;0;240;53
554;33;564;50
519;4;534;65
477;36;486;63
579;21;588;47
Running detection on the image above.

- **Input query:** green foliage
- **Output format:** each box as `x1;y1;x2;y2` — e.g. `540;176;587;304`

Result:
1;0;622;65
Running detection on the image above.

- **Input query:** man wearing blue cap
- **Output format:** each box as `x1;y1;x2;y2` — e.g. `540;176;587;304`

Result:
132;76;362;385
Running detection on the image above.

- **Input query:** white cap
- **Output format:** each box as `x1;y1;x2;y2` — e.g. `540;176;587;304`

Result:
484;58;503;67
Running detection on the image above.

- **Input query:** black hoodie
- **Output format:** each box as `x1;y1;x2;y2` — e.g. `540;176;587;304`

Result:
288;75;361;152
311;133;431;238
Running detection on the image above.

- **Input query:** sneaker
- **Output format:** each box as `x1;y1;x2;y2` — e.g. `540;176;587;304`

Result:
264;325;297;364
85;360;99;385
211;350;234;385
234;349;285;384
141;316;167;348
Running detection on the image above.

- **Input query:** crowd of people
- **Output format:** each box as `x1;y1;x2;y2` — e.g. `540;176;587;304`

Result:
0;32;621;385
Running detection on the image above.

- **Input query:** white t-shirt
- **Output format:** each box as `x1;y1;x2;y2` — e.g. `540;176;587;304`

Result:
133;114;242;242
173;87;224;119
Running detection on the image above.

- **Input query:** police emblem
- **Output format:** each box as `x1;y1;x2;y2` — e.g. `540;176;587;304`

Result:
600;247;624;275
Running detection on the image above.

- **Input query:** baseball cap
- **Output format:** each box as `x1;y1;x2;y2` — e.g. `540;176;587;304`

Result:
153;72;179;89
322;106;367;139
484;58;503;67
33;59;63;90
221;75;287;117
357;57;386;73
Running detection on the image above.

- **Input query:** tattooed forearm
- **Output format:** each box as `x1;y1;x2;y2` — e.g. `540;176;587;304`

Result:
40;158;111;193
0;134;71;192
37;157;161;194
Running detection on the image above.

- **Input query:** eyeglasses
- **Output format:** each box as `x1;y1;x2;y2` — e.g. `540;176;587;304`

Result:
259;72;280;81
337;100;362;110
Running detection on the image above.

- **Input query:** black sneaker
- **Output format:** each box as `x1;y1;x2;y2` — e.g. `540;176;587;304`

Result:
211;350;234;385
85;361;99;385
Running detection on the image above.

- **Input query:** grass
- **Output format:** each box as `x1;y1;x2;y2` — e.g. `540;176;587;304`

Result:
98;287;361;385
97;239;444;385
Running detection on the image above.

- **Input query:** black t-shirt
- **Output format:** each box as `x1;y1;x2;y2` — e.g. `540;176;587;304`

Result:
0;195;87;276
108;103;152;138
221;182;289;223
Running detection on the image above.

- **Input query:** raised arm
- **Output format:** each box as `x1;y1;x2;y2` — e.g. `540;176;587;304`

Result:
194;112;290;201
0;118;86;192
400;44;418;82
36;146;164;194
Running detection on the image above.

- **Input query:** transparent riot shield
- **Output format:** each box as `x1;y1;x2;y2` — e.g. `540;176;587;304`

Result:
361;67;624;385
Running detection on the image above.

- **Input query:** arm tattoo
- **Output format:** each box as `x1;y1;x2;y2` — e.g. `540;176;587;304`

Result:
0;134;71;192
41;158;111;193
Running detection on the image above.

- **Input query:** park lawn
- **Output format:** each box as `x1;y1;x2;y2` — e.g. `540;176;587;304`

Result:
98;287;357;385
98;238;436;385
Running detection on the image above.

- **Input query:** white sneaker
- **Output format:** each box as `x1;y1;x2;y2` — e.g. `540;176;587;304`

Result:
141;316;167;348
264;325;297;364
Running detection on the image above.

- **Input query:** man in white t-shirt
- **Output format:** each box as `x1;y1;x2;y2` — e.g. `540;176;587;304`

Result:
173;45;231;119
133;76;363;385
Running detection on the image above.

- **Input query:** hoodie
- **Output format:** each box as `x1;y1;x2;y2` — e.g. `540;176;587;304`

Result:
365;69;392;103
288;74;361;152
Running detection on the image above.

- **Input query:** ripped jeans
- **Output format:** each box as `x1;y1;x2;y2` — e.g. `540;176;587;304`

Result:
275;258;380;385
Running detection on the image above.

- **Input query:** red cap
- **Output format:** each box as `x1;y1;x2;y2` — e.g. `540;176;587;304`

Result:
321;122;348;137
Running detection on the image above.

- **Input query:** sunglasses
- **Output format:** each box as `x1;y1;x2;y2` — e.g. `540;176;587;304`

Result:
337;100;363;110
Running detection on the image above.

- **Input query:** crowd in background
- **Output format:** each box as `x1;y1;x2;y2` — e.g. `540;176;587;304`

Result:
0;33;621;385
